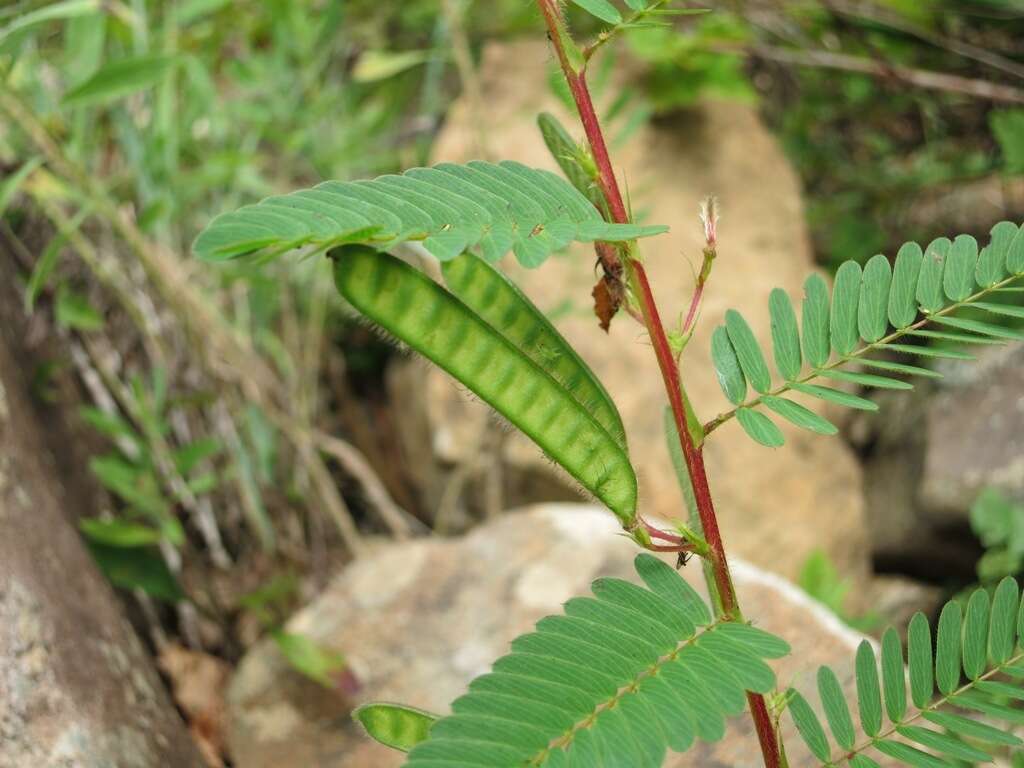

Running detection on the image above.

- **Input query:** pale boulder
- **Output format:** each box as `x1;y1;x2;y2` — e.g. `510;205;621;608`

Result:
419;40;869;583
227;504;873;767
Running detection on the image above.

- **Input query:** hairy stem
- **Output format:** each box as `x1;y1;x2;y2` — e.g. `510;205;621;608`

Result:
681;281;705;336
627;261;737;608
631;261;785;766
535;3;782;766
536;0;625;279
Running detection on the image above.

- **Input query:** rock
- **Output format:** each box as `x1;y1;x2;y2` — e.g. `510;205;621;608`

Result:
0;255;204;767
848;342;1024;580
864;575;945;640
900;173;1024;241
386;356;580;532
920;342;1024;525
853;386;978;579
415;39;869;583
158;644;232;767
227;504;872;767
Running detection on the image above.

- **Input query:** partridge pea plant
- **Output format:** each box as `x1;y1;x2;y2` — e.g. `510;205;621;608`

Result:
194;2;1024;765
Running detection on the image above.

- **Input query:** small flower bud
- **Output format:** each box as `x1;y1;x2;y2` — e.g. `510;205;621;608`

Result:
699;196;719;248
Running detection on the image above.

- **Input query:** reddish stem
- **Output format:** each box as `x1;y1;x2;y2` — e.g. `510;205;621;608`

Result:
629;264;738;610
748;690;782;768
535;4;781;767
647;543;695;554
536;0;626;279
681;282;704;336
642;519;686;546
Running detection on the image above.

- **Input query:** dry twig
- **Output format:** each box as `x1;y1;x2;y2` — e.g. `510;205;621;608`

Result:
0;84;396;556
738;43;1024;104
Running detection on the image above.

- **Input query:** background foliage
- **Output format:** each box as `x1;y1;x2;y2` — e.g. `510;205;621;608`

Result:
3;0;1024;762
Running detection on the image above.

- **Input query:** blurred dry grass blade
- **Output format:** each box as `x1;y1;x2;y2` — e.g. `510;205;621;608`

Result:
825;0;1024;81
0;84;416;554
742;44;1024;104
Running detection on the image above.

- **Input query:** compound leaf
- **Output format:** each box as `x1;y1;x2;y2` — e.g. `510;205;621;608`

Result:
802;273;831;368
819;369;912;391
990;577;1019;665
195;161;665;268
569;0;622;23
859;253;892;343
923;711;1021;747
855;641;882;738
976;244;1004;288
881;628;906;723
736;407;784;447
889;242;923;328
818;665;855;750
874;738;952;768
769;288;802;381
830;260;862;356
725;309;772;394
917;237;950;313
395;555;785;767
897;725;991;764
943;234;979;302
712;325;747;405
762;396;837;436
907;612;933;709
963;588;991;680
790;383;878;411
935;601;962;696
537;112;600;206
933;315;1024;341
788;689;831;762
790;588;1024;768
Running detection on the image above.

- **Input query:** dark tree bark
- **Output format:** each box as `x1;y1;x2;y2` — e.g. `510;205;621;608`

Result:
0;245;204;767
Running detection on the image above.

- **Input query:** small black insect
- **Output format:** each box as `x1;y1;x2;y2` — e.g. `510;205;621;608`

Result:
676;551;693;569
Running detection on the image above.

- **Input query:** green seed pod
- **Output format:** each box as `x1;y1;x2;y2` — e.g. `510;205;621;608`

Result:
441;252;627;450
353;703;436;753
332;246;638;522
